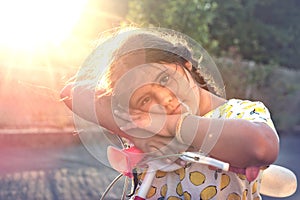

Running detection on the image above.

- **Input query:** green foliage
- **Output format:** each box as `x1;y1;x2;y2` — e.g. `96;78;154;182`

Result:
125;0;300;132
126;0;300;69
211;0;300;69
126;0;218;51
217;58;300;132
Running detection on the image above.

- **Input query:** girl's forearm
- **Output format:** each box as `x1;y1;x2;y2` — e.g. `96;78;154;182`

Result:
95;94;131;138
61;84;128;138
180;115;279;168
61;84;279;168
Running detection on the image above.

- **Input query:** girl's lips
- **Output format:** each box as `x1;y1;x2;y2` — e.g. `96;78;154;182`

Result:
170;104;182;115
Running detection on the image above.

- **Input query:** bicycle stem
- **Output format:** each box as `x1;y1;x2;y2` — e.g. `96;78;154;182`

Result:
133;152;229;200
134;165;156;200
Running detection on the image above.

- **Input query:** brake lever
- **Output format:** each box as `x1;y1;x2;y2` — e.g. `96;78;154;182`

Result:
180;152;230;171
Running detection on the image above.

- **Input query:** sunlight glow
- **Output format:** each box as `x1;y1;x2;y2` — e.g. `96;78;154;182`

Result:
0;0;87;52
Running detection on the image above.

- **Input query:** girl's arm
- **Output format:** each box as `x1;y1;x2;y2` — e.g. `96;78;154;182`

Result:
60;83;131;139
172;115;279;168
61;84;279;168
115;109;279;168
60;83;188;166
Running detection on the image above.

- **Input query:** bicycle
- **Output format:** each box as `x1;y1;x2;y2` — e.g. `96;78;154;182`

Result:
99;135;297;200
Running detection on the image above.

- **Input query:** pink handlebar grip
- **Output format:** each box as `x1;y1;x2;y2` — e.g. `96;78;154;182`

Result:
107;146;144;178
134;197;145;200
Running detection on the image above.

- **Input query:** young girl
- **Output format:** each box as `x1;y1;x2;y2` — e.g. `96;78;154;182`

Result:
61;28;279;199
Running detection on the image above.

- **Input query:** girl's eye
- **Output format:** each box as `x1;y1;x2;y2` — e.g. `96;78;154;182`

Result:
159;74;169;86
141;96;151;106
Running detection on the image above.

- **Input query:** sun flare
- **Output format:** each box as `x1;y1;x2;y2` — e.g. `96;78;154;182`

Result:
0;0;87;52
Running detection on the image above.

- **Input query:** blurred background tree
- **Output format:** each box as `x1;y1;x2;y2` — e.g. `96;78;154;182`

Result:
127;0;300;69
127;0;218;51
210;0;300;69
126;0;300;132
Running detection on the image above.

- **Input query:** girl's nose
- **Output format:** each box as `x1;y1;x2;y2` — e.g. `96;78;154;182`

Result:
155;87;173;105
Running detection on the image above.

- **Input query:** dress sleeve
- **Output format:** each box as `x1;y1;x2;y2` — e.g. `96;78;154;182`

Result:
234;100;279;141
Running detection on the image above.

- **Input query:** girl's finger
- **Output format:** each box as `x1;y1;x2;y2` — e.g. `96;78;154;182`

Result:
114;108;144;121
120;122;138;131
116;104;143;115
129;114;144;121
114;110;131;121
129;109;143;115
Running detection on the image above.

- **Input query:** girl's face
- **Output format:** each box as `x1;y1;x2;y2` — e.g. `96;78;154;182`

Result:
129;83;182;114
128;63;199;115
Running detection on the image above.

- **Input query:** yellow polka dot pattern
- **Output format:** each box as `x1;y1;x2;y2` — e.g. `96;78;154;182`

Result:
200;186;217;200
146;186;156;199
160;184;167;197
220;174;230;190
227;192;241;200
183;191;191;200
175;168;185;181
189;171;205;186
176;183;183;196
156;170;167;178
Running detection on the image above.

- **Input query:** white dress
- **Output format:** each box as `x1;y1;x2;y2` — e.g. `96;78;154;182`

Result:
132;99;278;200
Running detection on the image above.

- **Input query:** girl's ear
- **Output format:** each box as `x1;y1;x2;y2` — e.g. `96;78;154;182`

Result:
184;61;193;71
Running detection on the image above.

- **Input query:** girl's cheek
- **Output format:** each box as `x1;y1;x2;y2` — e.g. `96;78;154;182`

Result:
149;103;167;114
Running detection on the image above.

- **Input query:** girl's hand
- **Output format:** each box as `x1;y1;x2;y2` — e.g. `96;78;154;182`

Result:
114;108;180;138
129;134;191;166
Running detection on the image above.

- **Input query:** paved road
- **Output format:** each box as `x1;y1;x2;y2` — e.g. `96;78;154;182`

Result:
0;144;124;200
262;134;299;200
0;134;299;200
